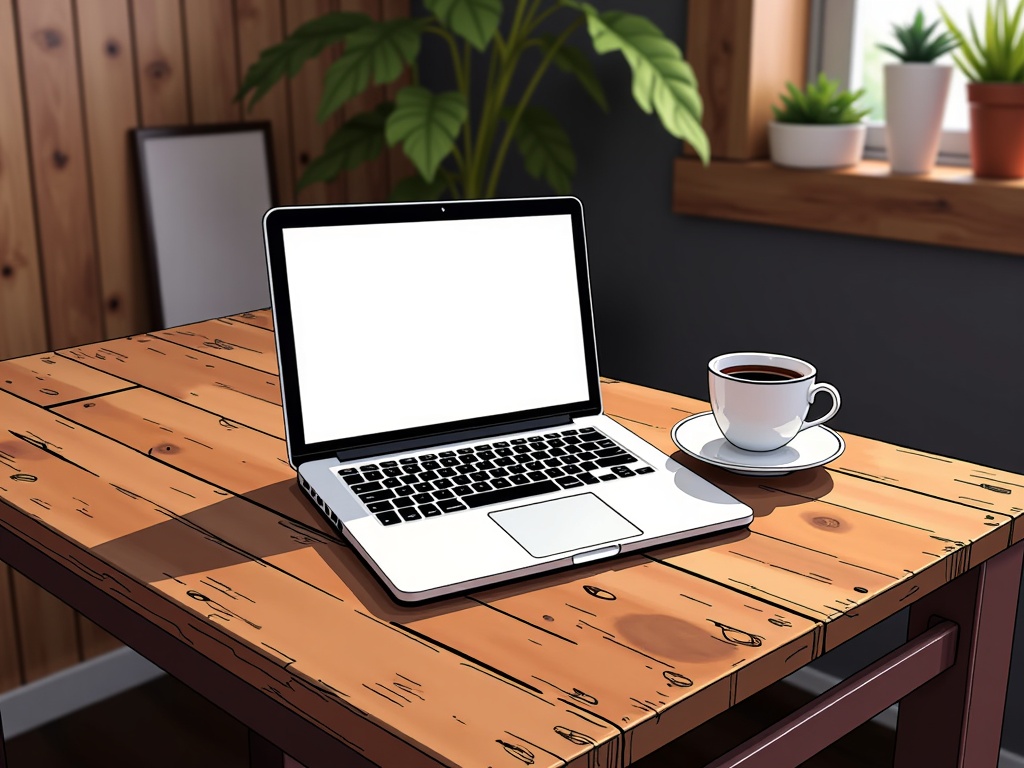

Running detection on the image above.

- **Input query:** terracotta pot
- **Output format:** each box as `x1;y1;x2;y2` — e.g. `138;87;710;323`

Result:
968;83;1024;179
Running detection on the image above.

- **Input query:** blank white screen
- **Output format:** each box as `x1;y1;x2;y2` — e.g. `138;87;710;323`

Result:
283;214;591;445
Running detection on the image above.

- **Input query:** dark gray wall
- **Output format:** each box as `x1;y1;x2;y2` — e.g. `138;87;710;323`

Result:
421;0;1024;755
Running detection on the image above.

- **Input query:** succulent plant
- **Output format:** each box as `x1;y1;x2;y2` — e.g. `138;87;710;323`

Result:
771;73;870;124
879;9;959;62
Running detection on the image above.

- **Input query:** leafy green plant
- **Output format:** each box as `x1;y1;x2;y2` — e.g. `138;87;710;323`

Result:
771;73;869;124
940;0;1024;82
237;0;709;201
878;9;959;62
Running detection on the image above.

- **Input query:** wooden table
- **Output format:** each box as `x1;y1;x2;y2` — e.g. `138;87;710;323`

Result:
0;311;1021;768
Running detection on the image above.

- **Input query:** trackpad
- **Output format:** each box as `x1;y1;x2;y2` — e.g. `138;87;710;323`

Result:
489;493;642;559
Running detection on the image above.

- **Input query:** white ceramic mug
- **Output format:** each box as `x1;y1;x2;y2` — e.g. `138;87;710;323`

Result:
708;352;841;452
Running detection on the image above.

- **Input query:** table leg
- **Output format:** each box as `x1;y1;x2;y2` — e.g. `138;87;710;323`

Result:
894;539;1024;768
249;730;306;768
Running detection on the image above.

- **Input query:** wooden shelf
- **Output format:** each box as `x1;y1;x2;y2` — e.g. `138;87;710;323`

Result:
673;157;1024;257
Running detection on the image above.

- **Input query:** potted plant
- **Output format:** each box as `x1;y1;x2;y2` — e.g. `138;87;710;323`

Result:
940;0;1024;178
769;73;870;169
878;9;959;174
236;1;709;200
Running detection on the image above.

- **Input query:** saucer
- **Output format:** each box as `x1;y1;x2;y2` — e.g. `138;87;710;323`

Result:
670;412;845;476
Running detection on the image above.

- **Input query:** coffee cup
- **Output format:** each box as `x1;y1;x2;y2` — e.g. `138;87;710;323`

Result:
708;352;841;452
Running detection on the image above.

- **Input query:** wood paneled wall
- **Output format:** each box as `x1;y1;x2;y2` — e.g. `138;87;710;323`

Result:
0;0;407;692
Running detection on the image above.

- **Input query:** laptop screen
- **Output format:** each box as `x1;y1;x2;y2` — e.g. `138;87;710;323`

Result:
265;198;602;463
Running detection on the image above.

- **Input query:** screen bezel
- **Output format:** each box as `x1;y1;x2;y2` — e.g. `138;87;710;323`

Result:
264;197;602;467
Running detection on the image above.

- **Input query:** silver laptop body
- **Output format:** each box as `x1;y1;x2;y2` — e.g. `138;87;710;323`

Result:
264;197;752;603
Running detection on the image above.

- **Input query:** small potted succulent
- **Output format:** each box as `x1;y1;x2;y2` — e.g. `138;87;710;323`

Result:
769;73;869;169
878;9;959;174
941;0;1024;178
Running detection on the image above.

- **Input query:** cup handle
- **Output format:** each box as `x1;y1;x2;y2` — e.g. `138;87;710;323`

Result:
800;382;841;431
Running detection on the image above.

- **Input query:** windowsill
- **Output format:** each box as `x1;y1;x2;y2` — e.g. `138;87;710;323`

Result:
673;157;1024;257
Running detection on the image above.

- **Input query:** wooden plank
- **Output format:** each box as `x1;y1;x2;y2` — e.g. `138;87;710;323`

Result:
153;317;278;374
76;0;149;339
340;0;388;203
228;308;275;331
0;0;48;360
0;391;619;767
17;0;105;348
673;157;1024;258
0;562;22;693
58;336;286;438
182;0;241;124
131;0;190;126
236;0;296;204
285;0;345;205
0;351;132;405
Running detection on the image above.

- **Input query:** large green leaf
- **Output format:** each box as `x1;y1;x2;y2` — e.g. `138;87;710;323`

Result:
389;173;450;202
540;37;609;111
237;13;370;109
506;106;575;194
318;19;423;121
298;103;394;190
385;87;467;182
425;0;502;51
567;1;709;162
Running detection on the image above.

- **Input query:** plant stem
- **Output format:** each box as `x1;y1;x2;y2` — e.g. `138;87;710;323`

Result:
484;16;581;197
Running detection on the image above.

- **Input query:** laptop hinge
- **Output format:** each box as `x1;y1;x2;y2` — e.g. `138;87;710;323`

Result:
334;415;573;463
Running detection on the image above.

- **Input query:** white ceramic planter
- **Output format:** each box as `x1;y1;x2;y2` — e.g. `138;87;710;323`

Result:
884;63;952;174
768;122;866;169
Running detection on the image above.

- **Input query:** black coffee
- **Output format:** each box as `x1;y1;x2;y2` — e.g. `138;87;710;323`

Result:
721;364;801;382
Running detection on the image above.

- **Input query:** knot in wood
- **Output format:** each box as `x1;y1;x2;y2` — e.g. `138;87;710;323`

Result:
105;39;120;57
52;150;69;169
146;60;171;80
37;28;62;48
1;264;13;279
813;516;841;529
152;443;180;455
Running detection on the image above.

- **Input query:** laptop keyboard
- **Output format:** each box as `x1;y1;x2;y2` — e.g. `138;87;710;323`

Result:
337;426;654;526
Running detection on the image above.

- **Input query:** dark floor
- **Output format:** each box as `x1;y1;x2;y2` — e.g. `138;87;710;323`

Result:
5;674;894;767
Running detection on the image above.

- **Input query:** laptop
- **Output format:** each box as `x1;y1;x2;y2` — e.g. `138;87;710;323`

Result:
263;196;752;602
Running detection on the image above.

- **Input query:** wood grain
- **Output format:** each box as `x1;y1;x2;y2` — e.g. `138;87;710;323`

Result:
0;559;21;692
9;570;81;683
236;0;295;204
59;335;284;437
673;157;1024;257
76;0;149;339
183;0;241;124
154;317;278;374
131;0;190;125
228;308;275;331
0;0;47;360
0;352;132;406
0;390;618;767
17;0;104;348
285;0;345;205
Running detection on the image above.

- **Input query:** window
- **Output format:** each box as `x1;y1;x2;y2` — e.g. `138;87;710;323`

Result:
813;0;988;164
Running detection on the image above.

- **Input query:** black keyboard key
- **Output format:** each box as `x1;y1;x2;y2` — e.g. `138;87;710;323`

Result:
494;441;510;448
439;500;467;513
453;475;472;485
400;475;419;485
461;454;478;464
453;485;473;496
525;460;544;471
548;439;565;447
580;461;598;471
476;460;495;471
509;474;530;485
556;476;583;488
580;427;598;434
421;453;437;460
394;497;414;508
477;451;495;461
508;465;527;474
463;480;560;509
441;457;461;467
470;471;488;482
400;508;422;521
595;454;638;468
563;436;581;445
491;478;512;489
578;472;600;485
475;444;491;451
563;429;578;435
563;465;583;475
439;450;456;457
471;481;492;493
419;470;439;481
599;473;617;481
546;468;565;478
368;501;394;513
597;439;615;448
376;511;401;526
527;436;543;442
513;445;531;454
418;504;442;517
543;458;561;468
438;467;457;478
435;478;454;489
579;451;597;461
496;448;513;457
434;489;455;499
636;467;655;475
457;447;474;454
381;460;398;467
400;457;418;464
495;457;516;467
351;481;383;494
360;489;396;503
383;478;402;488
395;486;415;496
533;450;550;460
527;471;547;482
549;447;567;457
564;444;583;454
363;471;383;481
413;482;433;493
359;463;379;472
491;467;510;478
595;446;628;458
412;493;432;504
383;467;403;477
561;455;579;465
339;467;359;475
456;465;474;475
544;432;560;438
511;438;526;445
421;460;440;470
343;474;364;485
612;466;636;477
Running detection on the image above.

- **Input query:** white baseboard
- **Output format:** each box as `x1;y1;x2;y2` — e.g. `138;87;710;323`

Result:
0;647;164;739
785;665;1024;767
